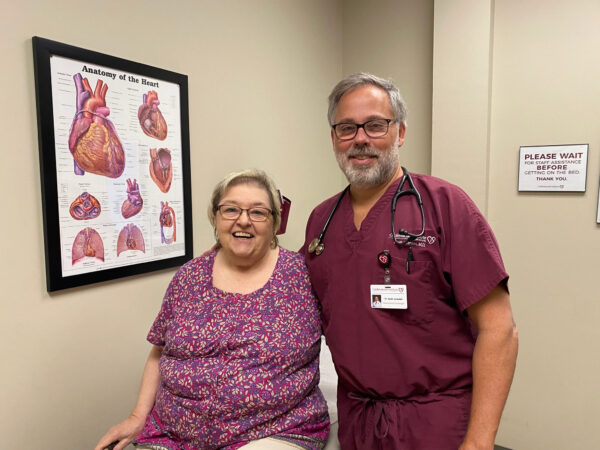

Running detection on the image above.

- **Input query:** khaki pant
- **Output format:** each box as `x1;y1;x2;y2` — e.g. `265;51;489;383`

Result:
239;437;306;449
136;437;303;449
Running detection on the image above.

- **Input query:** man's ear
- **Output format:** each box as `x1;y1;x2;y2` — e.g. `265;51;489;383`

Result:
330;127;335;145
397;123;407;146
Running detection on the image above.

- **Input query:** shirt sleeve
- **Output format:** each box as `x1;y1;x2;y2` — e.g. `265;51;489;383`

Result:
146;273;179;346
443;187;509;312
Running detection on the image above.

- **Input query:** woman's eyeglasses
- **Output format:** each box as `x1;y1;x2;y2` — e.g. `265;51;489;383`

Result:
217;204;272;222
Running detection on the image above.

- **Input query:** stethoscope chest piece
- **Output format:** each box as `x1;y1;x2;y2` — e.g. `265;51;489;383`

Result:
308;238;324;255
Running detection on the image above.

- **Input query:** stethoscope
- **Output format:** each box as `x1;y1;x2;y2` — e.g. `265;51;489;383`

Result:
307;167;425;256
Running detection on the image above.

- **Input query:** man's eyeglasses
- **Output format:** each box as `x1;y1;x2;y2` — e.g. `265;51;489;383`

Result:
332;118;396;140
217;204;272;222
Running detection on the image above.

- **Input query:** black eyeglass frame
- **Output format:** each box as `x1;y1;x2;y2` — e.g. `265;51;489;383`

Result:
331;118;397;140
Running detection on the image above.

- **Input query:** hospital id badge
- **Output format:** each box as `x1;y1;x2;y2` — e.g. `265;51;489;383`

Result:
370;284;407;309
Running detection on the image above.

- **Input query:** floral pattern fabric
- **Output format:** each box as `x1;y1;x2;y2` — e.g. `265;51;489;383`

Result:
134;247;329;450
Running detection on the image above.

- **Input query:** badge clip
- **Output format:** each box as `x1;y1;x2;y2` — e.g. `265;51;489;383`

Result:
378;250;392;283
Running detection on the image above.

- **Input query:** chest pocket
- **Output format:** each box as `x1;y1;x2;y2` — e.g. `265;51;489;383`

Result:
373;254;436;326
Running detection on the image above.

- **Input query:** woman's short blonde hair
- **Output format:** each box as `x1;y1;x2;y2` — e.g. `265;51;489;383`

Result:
208;169;282;247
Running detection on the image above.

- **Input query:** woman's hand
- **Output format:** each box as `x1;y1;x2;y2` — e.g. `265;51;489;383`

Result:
94;414;146;450
94;346;163;450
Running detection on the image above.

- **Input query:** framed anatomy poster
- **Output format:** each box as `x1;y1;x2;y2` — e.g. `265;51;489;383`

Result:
32;37;193;291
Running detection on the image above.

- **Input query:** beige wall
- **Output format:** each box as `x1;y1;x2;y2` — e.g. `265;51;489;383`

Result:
342;0;434;175
0;1;344;448
492;1;600;448
432;0;494;211
433;1;600;449
6;1;597;449
1;1;435;448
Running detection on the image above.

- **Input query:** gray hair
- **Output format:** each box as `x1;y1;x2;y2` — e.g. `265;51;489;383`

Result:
327;72;407;126
208;169;281;247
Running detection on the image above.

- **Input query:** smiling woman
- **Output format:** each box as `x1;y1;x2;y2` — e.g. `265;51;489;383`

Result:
211;173;281;291
209;170;282;244
95;169;330;450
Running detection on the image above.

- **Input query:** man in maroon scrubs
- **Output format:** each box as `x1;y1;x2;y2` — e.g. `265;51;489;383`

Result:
301;73;518;449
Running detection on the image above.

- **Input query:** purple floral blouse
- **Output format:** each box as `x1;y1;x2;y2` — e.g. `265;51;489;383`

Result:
134;247;329;450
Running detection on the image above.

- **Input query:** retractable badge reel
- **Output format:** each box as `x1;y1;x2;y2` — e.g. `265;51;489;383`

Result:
378;250;392;283
371;250;408;309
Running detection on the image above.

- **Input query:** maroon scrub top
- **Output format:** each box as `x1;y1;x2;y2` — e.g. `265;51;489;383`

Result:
301;173;509;449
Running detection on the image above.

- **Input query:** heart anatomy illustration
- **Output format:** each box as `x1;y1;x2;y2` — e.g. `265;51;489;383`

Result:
149;148;172;193
117;223;146;256
121;179;143;219
69;192;101;220
138;91;167;140
160;201;176;244
72;227;104;264
68;74;125;178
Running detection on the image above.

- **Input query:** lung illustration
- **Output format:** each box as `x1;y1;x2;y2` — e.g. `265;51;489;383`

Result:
149;148;172;193
68;74;125;178
121;179;143;219
160;201;176;244
117;223;146;256
72;227;104;264
138;91;167;140
70;192;101;220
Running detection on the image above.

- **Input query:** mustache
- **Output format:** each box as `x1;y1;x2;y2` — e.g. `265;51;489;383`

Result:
346;146;380;157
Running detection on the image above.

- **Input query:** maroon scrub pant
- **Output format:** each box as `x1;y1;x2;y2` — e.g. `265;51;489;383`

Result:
336;385;471;450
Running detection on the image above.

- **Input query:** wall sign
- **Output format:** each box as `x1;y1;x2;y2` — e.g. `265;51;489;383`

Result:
597;180;600;224
518;144;588;192
32;37;193;291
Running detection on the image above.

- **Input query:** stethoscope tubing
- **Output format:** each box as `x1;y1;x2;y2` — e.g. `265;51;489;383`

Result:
308;167;425;256
307;185;349;255
391;168;425;246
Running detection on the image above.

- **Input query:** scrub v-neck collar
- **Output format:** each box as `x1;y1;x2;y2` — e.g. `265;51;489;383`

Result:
342;176;403;248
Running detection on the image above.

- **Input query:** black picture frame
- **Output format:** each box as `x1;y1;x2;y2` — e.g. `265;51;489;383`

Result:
33;37;193;292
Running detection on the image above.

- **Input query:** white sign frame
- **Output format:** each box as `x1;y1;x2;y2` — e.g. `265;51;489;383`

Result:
597;178;600;224
518;144;588;192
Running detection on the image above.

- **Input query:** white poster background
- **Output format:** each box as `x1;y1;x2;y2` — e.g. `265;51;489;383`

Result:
50;55;186;277
518;144;588;192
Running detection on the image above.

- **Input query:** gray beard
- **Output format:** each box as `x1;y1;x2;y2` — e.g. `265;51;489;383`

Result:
335;142;400;188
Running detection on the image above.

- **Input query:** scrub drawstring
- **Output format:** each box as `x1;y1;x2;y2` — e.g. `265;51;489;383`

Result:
347;392;396;448
345;387;472;449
